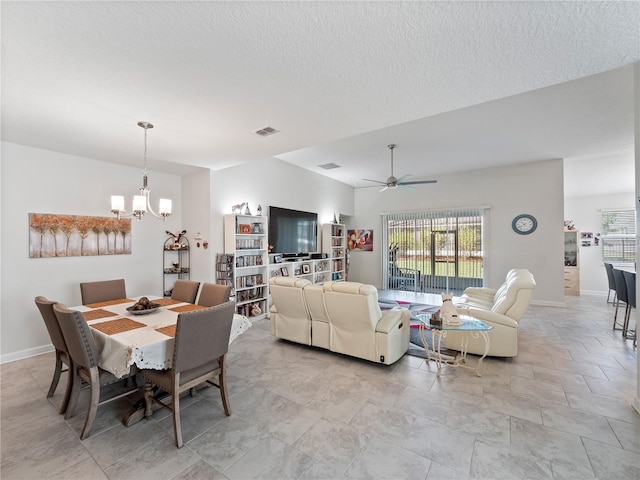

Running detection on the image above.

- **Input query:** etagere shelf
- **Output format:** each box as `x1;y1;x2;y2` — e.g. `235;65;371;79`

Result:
163;235;190;297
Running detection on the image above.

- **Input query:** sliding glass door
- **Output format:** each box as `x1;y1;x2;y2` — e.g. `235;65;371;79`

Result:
383;208;485;293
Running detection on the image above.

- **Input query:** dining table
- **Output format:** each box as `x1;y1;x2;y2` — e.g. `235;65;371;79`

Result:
72;295;251;378
70;295;252;425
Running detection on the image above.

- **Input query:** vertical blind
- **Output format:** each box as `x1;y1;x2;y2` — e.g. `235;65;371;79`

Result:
382;208;486;293
601;208;636;264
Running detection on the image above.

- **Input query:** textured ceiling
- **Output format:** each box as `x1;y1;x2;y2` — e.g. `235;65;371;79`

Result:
2;1;639;188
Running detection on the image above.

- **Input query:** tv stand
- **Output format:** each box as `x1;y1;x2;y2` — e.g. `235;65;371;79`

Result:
269;254;330;285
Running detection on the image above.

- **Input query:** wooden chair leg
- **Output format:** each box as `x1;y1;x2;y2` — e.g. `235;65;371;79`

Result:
64;365;81;419
59;366;74;415
47;352;63;398
80;369;100;440
172;378;182;448
219;357;231;416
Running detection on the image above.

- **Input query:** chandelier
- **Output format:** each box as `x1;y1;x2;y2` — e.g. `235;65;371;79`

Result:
110;121;172;221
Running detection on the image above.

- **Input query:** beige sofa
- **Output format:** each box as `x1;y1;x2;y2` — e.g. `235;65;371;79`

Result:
269;278;410;365
446;268;536;357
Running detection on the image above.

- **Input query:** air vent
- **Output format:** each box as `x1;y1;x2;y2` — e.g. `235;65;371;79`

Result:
254;126;279;137
318;163;340;170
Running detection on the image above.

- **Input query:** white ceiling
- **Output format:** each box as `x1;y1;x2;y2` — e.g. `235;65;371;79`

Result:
2;1;639;190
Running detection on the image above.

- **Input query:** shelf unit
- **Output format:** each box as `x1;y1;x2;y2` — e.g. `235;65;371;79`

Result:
163;235;190;297
224;214;269;318
215;253;235;296
564;230;580;296
268;257;331;285
322;223;346;281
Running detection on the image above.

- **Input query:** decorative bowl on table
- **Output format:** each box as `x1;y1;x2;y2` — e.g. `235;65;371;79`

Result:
126;297;161;315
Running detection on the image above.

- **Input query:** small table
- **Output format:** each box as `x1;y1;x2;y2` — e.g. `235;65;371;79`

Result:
415;314;492;377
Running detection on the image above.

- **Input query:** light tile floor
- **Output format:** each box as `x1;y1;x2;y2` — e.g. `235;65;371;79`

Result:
1;294;638;479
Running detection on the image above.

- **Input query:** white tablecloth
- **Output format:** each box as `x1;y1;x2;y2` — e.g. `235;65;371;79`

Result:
71;296;252;378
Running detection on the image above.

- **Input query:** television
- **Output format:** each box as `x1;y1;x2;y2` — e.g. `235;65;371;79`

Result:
268;206;318;256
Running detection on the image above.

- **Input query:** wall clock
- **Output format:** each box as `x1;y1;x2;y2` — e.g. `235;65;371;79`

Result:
512;214;537;235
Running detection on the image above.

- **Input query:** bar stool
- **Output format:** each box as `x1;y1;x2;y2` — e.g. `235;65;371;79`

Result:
604;263;617;304
622;270;636;343
612;268;628;331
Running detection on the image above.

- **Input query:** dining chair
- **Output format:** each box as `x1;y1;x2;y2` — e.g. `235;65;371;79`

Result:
52;303;139;440
622;270;636;341
142;301;235;448
604;263;617;304
612;268;628;331
171;279;200;304
197;282;231;307
34;296;73;414
80;278;127;305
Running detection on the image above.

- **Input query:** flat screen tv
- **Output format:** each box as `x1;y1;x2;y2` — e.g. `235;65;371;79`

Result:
268;206;318;256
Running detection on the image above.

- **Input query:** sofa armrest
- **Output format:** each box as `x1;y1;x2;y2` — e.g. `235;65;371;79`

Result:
457;307;519;329
375;308;409;334
462;287;497;298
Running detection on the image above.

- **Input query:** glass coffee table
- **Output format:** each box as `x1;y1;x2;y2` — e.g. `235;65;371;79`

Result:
415;314;492;377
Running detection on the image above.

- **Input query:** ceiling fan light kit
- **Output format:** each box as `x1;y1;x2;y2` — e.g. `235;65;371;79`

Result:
363;144;437;192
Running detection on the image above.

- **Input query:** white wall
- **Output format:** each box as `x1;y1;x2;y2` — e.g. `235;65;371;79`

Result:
1;142;183;362
181;169;212;283
564;192;635;294
348;159;565;305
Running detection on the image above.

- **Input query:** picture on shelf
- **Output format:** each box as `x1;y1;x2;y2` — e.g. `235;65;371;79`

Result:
280;266;289;276
302;264;311;274
273;255;282;263
239;224;251;234
251;223;263;234
294;268;301;275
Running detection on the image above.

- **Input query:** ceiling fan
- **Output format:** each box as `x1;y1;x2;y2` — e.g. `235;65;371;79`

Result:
362;144;437;192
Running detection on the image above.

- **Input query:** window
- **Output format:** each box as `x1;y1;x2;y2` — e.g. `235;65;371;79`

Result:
601;208;636;264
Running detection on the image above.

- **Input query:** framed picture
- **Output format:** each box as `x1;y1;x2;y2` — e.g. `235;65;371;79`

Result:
239;224;251;234
273;255;282;264
347;229;374;251
302;264;311;274
252;222;263;234
294;268;301;275
280;266;289;276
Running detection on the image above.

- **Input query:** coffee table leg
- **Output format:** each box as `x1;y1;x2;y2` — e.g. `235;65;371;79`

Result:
474;331;491;377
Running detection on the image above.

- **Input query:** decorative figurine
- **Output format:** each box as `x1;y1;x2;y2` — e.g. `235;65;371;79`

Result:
333;212;338;223
244;203;252;215
232;202;246;214
257;204;263;216
250;303;262;316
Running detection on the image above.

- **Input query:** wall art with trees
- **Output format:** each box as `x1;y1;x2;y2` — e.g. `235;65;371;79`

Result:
29;213;132;258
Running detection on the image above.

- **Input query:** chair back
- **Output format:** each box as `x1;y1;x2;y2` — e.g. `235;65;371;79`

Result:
491;269;536;321
80;279;127;305
171;280;200;303
623;270;636;308
197;283;231;307
604;263;617;290
35;296;67;353
613;268;628;304
173;301;235;373
53;303;100;370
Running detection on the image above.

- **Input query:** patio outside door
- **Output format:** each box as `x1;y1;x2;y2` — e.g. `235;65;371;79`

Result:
383;209;485;294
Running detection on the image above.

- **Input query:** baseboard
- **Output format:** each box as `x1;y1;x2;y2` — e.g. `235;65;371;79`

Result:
1;344;53;365
530;300;566;308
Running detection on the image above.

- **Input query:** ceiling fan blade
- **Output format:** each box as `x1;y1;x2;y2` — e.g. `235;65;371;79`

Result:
399;179;438;186
378;185;389;193
399;184;416;191
395;174;413;183
362;178;387;185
